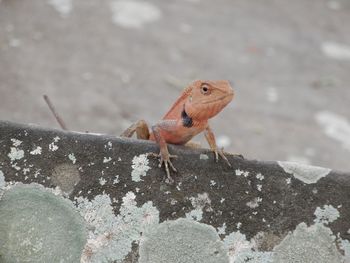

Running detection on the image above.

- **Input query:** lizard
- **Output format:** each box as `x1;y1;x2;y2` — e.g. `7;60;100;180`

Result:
121;80;235;183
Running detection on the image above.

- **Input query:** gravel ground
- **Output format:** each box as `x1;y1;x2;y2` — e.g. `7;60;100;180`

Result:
0;0;349;170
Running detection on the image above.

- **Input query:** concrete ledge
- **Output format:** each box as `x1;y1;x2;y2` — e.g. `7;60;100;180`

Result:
0;121;349;263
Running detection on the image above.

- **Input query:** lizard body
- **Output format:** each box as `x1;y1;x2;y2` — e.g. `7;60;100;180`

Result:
121;80;234;183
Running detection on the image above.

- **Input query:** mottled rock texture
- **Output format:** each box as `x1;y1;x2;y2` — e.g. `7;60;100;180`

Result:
0;121;349;263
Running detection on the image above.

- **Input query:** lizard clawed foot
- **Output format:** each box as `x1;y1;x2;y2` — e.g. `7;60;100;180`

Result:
147;152;178;184
213;147;231;167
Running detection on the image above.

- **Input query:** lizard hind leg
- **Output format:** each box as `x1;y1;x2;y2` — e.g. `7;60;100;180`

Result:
120;120;150;140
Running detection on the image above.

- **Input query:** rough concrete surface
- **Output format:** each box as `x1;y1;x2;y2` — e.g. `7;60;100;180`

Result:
0;0;350;172
0;121;349;262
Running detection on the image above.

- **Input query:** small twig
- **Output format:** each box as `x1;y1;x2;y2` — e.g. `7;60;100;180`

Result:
43;95;68;130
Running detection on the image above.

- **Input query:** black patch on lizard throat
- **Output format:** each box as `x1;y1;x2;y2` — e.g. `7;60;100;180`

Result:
181;106;193;128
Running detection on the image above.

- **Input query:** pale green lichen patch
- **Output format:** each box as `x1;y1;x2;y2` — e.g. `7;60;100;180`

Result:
223;231;273;263
139;218;229;263
113;175;120;184
185;193;212;222
0;184;87;263
10;139;22;147
314;205;340;225
49;142;58;151
68;153;77;164
185;208;203;221
0;170;5;189
103;157;112;163
30;146;42;155
272;223;343;263
99;177;107;185
256;173;264;180
0;170;5;200
51;164;81;194
49;137;60;151
246;197;262;209
7;147;24;162
235;169;249;177
76;191;159;263
200;153;209;160
189;193;212;209
217;222;227;235
277;161;331;184
339;238;350;262
131;154;151;182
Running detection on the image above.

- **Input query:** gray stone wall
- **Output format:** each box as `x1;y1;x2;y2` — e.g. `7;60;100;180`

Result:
0;121;349;262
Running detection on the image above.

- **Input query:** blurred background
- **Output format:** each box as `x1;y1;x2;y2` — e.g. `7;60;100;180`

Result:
0;0;349;170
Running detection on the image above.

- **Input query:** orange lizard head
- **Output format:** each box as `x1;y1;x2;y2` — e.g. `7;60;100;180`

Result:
184;80;234;121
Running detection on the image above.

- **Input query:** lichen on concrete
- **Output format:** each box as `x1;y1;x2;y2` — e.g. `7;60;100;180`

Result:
246;197;262;209
185;192;212;222
0;169;5;199
277;161;331;184
131;154;151;182
256;173;264;180
7;147;24;162
99;177;107;185
103;157;112;163
235;169;249;177
0;184;87;263
10;138;22;147
68;153;77;164
1;121;350;262
272;223;343;263
200;153;209;160
223;231;273;263
217;222;227;235
185;208;203;221
339;238;350;262
139;218;229;263
49;137;60;152
30;146;42;155
76;191;159;263
0;170;5;189
51;163;81;195
314;205;340;225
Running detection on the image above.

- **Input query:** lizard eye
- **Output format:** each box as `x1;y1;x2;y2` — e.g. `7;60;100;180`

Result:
200;84;210;95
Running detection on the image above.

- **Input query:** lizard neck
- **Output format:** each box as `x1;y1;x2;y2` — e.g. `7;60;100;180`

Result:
181;105;207;128
181;107;193;128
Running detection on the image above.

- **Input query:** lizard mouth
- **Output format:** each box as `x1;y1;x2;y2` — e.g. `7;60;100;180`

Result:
200;92;234;104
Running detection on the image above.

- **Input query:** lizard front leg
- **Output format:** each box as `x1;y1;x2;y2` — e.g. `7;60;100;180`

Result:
204;125;231;167
151;123;177;184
